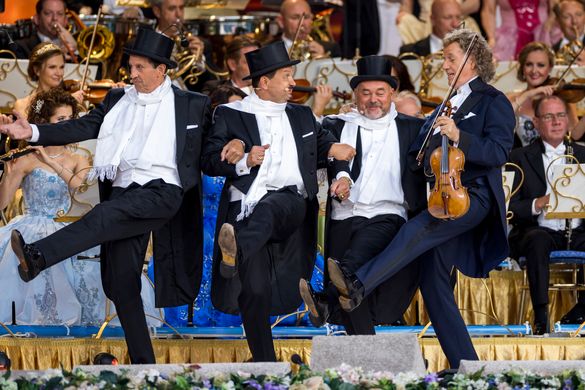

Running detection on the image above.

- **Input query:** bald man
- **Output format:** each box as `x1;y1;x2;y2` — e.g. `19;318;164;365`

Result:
276;0;341;58
399;0;463;57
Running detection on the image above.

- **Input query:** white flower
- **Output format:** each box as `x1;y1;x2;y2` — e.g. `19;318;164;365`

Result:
496;383;512;390
393;371;420;387
220;379;235;390
0;377;17;390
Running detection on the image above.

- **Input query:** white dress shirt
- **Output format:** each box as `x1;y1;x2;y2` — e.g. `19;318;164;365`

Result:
531;141;581;231
332;109;407;220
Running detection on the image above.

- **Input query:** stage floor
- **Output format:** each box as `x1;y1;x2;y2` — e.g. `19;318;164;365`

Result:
1;336;584;372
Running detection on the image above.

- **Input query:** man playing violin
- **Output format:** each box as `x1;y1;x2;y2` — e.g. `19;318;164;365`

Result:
299;55;426;335
325;29;515;368
1;28;211;365
201;41;354;362
13;0;78;61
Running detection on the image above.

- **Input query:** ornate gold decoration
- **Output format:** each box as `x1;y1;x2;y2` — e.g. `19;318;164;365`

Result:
545;155;585;219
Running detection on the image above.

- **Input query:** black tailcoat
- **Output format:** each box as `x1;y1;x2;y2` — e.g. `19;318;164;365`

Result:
35;86;211;307
202;103;346;315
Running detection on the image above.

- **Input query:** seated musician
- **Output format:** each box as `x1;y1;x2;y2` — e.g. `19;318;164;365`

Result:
551;0;585;55
13;0;78;61
201;36;261;96
506;42;580;148
14;43;85;118
508;95;585;334
150;0;212;91
399;0;463;58
0;89;98;325
276;0;341;59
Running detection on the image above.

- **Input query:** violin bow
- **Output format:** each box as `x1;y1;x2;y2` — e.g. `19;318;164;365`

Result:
415;33;479;166
288;12;307;57
80;5;104;92
553;43;585;90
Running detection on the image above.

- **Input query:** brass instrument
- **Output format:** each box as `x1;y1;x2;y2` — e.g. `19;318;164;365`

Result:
288;10;334;61
69;10;115;61
167;20;206;83
53;22;78;63
556;27;584;65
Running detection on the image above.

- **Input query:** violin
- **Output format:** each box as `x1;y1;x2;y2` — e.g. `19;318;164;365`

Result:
417;34;479;220
427;101;470;219
290;79;352;104
546;77;585;104
64;79;115;104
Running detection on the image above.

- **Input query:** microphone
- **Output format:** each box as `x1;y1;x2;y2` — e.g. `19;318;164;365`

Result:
291;353;306;367
0;29;19;52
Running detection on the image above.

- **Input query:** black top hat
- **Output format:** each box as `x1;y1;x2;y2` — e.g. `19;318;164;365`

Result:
242;41;300;80
124;28;177;69
349;56;398;90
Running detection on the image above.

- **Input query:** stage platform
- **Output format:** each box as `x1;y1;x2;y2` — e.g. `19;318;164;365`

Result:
1;326;584;372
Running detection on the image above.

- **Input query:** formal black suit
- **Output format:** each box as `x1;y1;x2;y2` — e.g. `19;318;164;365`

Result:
30;86;211;363
202;103;347;361
340;0;380;57
13;34;41;59
321;114;426;333
347;78;515;367
508;139;585;322
399;36;432;58
552;36;585;53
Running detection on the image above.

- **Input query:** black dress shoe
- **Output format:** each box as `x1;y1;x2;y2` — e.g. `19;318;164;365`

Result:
299;278;330;327
560;303;585;324
533;321;548;335
11;230;46;282
327;258;364;312
218;223;238;279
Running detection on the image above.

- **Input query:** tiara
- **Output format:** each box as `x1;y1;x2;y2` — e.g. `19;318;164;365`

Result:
33;99;44;114
31;43;62;61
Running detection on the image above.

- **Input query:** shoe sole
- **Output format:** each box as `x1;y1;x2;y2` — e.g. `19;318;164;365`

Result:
11;230;28;273
299;279;319;318
327;258;349;297
218;223;237;278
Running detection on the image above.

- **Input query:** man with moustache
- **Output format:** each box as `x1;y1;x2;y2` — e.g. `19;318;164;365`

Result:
1;29;211;364
326;29;515;368
202;41;353;361
299;56;426;335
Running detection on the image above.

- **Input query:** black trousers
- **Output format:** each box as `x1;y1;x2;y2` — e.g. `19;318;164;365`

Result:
515;226;585;308
227;187;307;362
328;214;407;334
354;184;493;368
35;179;183;364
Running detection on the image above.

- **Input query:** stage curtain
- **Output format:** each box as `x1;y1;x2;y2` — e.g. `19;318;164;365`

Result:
2;338;585;372
403;270;576;329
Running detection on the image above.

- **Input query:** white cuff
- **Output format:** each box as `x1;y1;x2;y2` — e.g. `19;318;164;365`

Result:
336;171;353;186
235;153;251;176
30;124;40;142
531;199;541;216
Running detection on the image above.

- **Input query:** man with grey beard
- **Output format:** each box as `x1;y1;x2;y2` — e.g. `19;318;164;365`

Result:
299;55;426;334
